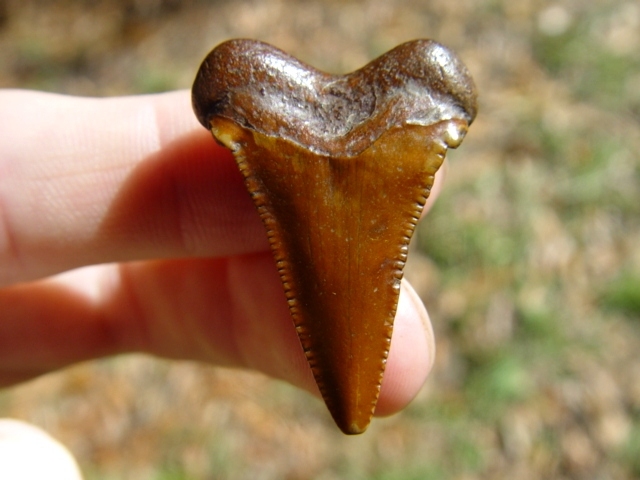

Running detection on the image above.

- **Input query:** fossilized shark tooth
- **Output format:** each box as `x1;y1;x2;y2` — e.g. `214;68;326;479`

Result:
192;39;477;434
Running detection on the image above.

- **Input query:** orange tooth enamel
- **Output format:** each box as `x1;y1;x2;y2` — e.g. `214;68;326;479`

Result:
192;39;477;434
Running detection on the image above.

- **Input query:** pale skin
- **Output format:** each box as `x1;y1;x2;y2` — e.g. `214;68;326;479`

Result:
0;90;439;433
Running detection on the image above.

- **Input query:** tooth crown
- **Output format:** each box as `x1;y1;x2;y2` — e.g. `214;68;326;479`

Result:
192;39;477;434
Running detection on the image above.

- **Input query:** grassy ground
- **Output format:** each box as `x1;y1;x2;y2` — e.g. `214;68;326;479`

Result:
1;0;639;478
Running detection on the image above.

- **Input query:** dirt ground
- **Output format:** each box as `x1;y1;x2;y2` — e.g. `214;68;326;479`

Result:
1;0;639;479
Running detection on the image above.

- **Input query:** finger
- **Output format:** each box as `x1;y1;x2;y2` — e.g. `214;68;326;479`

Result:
0;419;83;480
0;254;434;417
227;255;434;415
0;89;446;287
375;281;435;416
140;253;435;415
0;90;266;286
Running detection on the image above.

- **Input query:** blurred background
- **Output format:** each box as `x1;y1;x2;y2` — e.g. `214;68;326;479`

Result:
1;0;639;478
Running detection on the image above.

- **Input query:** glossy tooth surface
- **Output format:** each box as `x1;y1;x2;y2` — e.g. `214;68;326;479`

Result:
192;39;477;434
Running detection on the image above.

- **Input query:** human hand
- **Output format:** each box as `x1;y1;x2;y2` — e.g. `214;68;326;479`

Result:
0;418;83;480
0;89;436;417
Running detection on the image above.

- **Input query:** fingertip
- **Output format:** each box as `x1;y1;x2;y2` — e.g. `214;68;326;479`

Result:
375;280;435;417
0;419;84;480
0;90;268;285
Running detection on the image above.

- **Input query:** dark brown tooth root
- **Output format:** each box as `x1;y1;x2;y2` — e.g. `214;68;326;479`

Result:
192;39;477;435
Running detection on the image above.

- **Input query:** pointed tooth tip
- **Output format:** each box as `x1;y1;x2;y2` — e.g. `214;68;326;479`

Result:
338;420;370;436
329;395;378;435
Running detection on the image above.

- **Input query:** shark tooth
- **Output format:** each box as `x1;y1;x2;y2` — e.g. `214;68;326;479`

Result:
192;39;477;434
